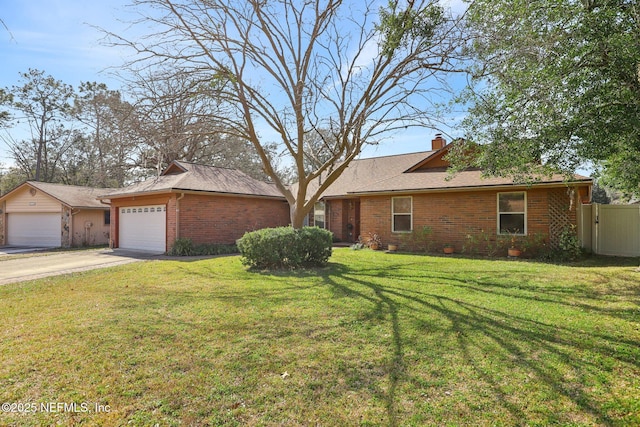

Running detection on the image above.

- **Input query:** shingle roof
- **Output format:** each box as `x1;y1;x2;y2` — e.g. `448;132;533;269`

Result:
350;169;592;194
100;161;284;199
16;181;115;209
306;151;433;198
310;149;591;198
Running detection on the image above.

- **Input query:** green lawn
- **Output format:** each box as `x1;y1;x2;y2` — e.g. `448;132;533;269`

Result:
1;250;639;426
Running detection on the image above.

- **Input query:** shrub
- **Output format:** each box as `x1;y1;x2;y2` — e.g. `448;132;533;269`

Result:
237;226;333;269
168;238;239;256
554;225;582;262
169;238;195;256
400;226;434;252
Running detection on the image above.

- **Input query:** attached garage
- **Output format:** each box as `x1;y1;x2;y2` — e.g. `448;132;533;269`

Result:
100;160;290;253
118;205;166;253
7;212;61;247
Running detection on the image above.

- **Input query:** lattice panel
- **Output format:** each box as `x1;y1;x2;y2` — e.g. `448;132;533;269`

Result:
548;188;571;248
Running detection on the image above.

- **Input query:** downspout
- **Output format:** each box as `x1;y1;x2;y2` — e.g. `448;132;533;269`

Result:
175;193;185;240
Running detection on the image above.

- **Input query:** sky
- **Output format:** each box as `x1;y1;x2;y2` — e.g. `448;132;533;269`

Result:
0;0;468;167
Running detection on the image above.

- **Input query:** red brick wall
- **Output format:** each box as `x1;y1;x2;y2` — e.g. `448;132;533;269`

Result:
177;194;290;246
167;195;178;247
359;186;585;254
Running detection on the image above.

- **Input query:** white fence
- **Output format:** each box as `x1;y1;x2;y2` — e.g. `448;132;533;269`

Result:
580;204;640;257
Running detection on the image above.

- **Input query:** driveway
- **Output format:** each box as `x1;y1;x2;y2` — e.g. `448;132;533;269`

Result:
0;248;154;285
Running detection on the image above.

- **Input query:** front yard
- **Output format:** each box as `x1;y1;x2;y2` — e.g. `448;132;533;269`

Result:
1;250;639;426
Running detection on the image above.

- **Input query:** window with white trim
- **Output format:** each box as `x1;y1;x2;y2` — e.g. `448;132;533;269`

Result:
497;192;526;235
314;201;326;229
392;196;412;232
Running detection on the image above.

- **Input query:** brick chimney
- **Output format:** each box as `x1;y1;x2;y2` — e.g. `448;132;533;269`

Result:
431;133;446;150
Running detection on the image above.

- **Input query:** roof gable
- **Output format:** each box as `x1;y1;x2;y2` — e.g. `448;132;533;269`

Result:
162;162;189;175
405;142;454;172
0;181;114;209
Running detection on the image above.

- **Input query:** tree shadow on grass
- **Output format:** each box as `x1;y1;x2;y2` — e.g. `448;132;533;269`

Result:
141;255;639;425
312;261;639;426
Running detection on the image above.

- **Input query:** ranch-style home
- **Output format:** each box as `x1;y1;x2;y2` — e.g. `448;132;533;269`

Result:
307;135;592;253
94;134;591;255
98;161;290;253
0;181;113;248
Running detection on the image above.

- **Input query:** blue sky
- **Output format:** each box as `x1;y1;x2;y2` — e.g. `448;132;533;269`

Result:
0;0;467;166
1;0;130;89
1;0;133;164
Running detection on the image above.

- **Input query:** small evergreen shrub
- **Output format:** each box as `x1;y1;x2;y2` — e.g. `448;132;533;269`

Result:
169;238;195;256
400;226;434;252
237;226;333;269
554;225;582;261
168;238;238;256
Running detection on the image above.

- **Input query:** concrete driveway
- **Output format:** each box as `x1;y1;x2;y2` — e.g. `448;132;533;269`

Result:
0;248;154;285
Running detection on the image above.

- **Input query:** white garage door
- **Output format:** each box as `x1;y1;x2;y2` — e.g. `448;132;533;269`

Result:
119;205;166;253
7;212;61;247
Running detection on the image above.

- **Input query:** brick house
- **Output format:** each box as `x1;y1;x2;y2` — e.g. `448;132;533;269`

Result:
0;181;113;248
306;135;592;254
99;161;290;253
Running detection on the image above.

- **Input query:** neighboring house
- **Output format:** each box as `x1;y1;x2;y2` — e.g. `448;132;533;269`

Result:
99;161;290;253
0;181;113;248
306;135;592;253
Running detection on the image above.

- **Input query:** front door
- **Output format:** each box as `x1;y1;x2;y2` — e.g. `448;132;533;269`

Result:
353;200;360;242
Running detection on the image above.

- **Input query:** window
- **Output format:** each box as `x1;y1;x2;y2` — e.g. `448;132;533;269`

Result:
392;197;412;232
497;192;526;235
104;210;111;225
314;201;326;229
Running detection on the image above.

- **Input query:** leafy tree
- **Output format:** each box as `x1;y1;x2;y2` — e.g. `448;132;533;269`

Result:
591;182;612;204
453;0;640;198
108;0;464;227
2;69;75;182
72;82;139;187
0;88;11;127
0;166;26;195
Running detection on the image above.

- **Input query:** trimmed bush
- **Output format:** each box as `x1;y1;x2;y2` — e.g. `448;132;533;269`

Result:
237;226;333;269
168;238;238;256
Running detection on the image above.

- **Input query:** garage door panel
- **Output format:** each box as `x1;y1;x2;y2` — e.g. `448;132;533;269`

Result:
7;212;61;247
119;205;166;252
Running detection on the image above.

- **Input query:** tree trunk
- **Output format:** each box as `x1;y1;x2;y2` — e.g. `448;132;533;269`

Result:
290;204;308;230
35;140;44;182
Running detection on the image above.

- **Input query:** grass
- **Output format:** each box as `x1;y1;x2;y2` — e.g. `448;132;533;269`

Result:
0;249;639;426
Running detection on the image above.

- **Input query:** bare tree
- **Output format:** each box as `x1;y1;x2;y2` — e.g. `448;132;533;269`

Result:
108;0;464;227
127;69;224;172
123;69;274;180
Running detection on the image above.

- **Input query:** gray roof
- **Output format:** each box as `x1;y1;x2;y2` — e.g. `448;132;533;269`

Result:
1;181;115;209
100;161;285;199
